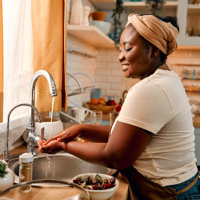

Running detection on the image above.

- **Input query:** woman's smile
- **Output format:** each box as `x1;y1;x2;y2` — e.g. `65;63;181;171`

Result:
122;64;129;72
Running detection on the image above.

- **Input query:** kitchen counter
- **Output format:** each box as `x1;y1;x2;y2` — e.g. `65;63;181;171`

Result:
2;144;129;200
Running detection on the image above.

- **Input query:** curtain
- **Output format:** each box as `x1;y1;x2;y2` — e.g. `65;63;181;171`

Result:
31;0;67;114
0;0;3;122
2;0;33;122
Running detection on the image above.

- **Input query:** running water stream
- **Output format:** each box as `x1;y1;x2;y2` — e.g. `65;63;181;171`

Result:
47;97;56;178
49;97;55;139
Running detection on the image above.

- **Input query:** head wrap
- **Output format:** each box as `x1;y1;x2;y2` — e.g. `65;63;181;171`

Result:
126;14;178;55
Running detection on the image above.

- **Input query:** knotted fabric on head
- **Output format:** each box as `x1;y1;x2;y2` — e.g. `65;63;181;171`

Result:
126;14;178;55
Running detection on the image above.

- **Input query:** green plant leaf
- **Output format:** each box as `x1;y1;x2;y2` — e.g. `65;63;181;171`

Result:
0;162;8;178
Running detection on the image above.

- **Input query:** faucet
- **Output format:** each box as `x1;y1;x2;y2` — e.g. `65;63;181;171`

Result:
3;103;42;164
30;70;57;128
26;70;58;156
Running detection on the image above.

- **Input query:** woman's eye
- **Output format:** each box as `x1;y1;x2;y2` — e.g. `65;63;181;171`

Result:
125;47;132;51
119;47;132;52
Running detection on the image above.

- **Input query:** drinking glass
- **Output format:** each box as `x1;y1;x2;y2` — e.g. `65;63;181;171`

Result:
90;110;102;125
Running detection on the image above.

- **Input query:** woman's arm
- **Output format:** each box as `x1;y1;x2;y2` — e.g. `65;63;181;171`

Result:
41;121;152;170
75;124;110;142
41;124;110;145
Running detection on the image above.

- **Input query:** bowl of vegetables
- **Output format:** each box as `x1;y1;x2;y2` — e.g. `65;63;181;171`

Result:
72;173;119;200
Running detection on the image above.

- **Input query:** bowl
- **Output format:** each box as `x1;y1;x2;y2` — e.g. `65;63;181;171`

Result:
89;11;106;21
85;102;116;114
72;173;119;200
90;20;111;35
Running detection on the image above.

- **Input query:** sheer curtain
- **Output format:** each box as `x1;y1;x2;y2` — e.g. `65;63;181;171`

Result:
2;0;67;122
2;0;33;122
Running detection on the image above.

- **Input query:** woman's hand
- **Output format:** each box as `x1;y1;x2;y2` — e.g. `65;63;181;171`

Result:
43;124;82;145
38;139;64;154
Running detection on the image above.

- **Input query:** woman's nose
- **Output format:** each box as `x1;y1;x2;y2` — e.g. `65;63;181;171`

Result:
119;50;125;62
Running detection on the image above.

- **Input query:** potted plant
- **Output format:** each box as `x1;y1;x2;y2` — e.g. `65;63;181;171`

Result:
0;160;14;192
146;0;166;15
109;0;124;44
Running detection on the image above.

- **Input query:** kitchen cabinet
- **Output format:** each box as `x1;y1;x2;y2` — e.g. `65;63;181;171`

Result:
177;0;200;47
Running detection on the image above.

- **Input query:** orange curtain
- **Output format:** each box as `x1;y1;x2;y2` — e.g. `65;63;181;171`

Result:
31;0;67;113
0;0;3;122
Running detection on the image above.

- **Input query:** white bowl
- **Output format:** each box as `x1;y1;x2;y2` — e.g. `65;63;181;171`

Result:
91;20;111;35
35;119;63;140
72;173;119;200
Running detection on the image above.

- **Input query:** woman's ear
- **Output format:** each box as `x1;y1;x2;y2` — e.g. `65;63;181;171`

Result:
149;45;160;58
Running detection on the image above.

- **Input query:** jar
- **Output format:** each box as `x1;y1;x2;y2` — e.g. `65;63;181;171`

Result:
19;153;34;193
82;6;90;26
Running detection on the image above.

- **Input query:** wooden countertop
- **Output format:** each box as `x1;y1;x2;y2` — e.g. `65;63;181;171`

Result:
3;145;129;200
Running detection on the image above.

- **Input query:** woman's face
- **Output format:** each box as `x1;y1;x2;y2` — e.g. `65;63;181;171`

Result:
119;24;153;79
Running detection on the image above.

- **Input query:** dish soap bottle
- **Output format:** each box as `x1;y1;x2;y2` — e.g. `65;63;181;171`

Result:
19;153;34;193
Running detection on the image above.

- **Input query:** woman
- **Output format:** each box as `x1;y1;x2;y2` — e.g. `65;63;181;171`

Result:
39;14;200;199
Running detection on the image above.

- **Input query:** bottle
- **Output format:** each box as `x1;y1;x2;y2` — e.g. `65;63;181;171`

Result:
19;153;34;193
82;6;90;26
70;0;83;25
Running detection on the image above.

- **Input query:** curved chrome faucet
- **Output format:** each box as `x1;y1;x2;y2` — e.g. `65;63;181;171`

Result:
25;70;58;156
30;70;57;128
3;103;42;164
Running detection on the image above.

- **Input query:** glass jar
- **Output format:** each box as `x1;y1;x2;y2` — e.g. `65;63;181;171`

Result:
19;153;34;193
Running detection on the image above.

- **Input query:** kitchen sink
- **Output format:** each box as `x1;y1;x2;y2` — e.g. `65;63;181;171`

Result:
9;152;114;182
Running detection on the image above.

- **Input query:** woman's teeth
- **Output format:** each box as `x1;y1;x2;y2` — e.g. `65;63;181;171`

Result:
122;65;129;71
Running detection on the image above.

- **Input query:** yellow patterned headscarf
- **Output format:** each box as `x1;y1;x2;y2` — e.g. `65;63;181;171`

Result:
126;14;178;55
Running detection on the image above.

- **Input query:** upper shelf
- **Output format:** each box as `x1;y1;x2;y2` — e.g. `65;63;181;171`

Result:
67;25;115;48
123;1;178;8
90;0;178;10
187;4;200;15
90;0;116;10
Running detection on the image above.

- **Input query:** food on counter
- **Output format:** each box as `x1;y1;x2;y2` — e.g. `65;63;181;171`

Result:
91;97;116;106
91;98;99;105
116;104;122;112
98;97;106;105
73;173;116;190
106;99;116;106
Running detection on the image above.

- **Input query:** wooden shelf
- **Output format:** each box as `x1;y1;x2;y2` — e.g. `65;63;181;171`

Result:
123;1;178;8
90;0;177;10
90;0;116;10
67;25;115;48
177;46;200;50
187;4;200;15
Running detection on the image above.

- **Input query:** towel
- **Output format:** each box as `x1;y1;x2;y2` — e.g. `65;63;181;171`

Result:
126;14;178;55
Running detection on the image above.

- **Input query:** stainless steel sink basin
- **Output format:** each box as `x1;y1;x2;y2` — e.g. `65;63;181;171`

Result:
9;152;114;182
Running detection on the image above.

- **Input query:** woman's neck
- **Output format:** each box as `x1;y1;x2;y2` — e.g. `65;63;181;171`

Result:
158;63;170;70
